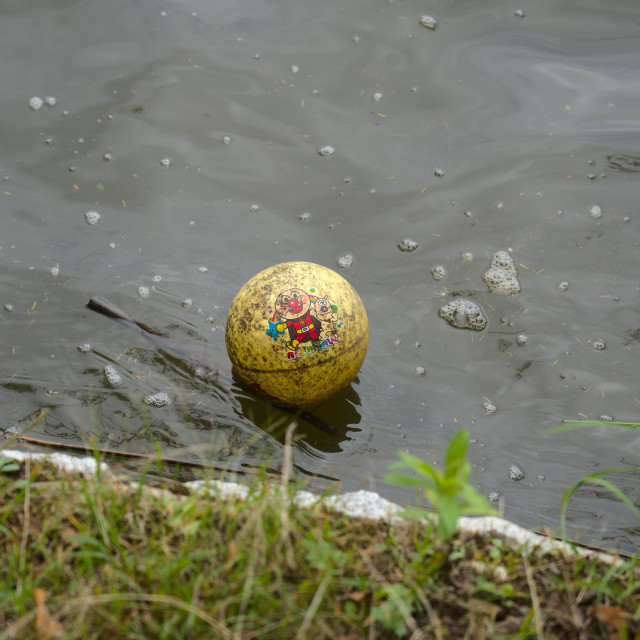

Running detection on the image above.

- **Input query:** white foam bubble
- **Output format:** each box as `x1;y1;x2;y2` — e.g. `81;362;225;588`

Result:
85;211;101;225
398;238;419;252
143;392;171;407
431;265;446;281
510;465;524;481
588;204;602;219
484;401;497;414
419;15;438;30
104;364;122;387
439;298;487;331
29;96;44;110
337;253;354;268
483;251;520;295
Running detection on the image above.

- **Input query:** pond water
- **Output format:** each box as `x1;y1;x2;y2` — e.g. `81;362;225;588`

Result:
1;0;639;552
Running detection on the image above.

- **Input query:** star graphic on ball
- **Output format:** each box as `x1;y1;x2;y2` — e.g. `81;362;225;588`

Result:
265;321;282;341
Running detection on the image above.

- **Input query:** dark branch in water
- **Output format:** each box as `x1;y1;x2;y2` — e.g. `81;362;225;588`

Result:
87;297;169;337
2;432;330;490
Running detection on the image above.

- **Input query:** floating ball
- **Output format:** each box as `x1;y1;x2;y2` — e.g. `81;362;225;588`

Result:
225;261;369;406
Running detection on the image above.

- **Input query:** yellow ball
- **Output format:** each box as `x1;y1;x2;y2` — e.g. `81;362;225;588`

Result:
225;261;369;406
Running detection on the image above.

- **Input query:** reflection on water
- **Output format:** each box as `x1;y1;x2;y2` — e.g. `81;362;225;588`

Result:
1;0;639;551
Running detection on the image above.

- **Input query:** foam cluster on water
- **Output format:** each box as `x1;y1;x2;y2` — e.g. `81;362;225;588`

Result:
510;465;524;481
419;15;438;30
103;365;122;387
85;211;101;225
438;298;487;331
483;400;497;414
337;253;354;268
143;392;170;407
589;204;602;219
482;251;520;296
398;238;418;252
431;265;446;281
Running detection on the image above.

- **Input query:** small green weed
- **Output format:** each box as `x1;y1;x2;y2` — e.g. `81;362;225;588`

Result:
384;429;498;540
371;583;417;637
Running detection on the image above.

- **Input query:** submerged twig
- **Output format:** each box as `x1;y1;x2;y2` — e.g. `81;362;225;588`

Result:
2;432;329;489
87;297;337;435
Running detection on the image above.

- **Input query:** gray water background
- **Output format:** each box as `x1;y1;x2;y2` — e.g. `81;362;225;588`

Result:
1;0;639;552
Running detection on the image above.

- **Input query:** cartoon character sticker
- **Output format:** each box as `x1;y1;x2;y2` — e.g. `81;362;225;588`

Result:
314;296;339;341
265;287;341;360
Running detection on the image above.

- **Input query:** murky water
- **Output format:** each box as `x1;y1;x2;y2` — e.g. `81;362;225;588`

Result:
2;0;639;551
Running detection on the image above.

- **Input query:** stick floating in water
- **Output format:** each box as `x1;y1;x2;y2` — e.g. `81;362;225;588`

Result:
86;297;337;434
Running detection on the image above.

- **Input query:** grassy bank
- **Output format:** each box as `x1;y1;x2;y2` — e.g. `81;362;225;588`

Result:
0;453;638;639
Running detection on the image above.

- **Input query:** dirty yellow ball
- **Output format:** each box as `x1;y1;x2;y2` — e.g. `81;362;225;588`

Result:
225;261;369;406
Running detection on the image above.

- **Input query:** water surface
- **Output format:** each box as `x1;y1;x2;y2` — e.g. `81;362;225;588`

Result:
1;0;639;551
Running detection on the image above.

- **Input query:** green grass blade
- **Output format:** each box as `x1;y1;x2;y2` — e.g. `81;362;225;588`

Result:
560;466;640;542
546;420;640;434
